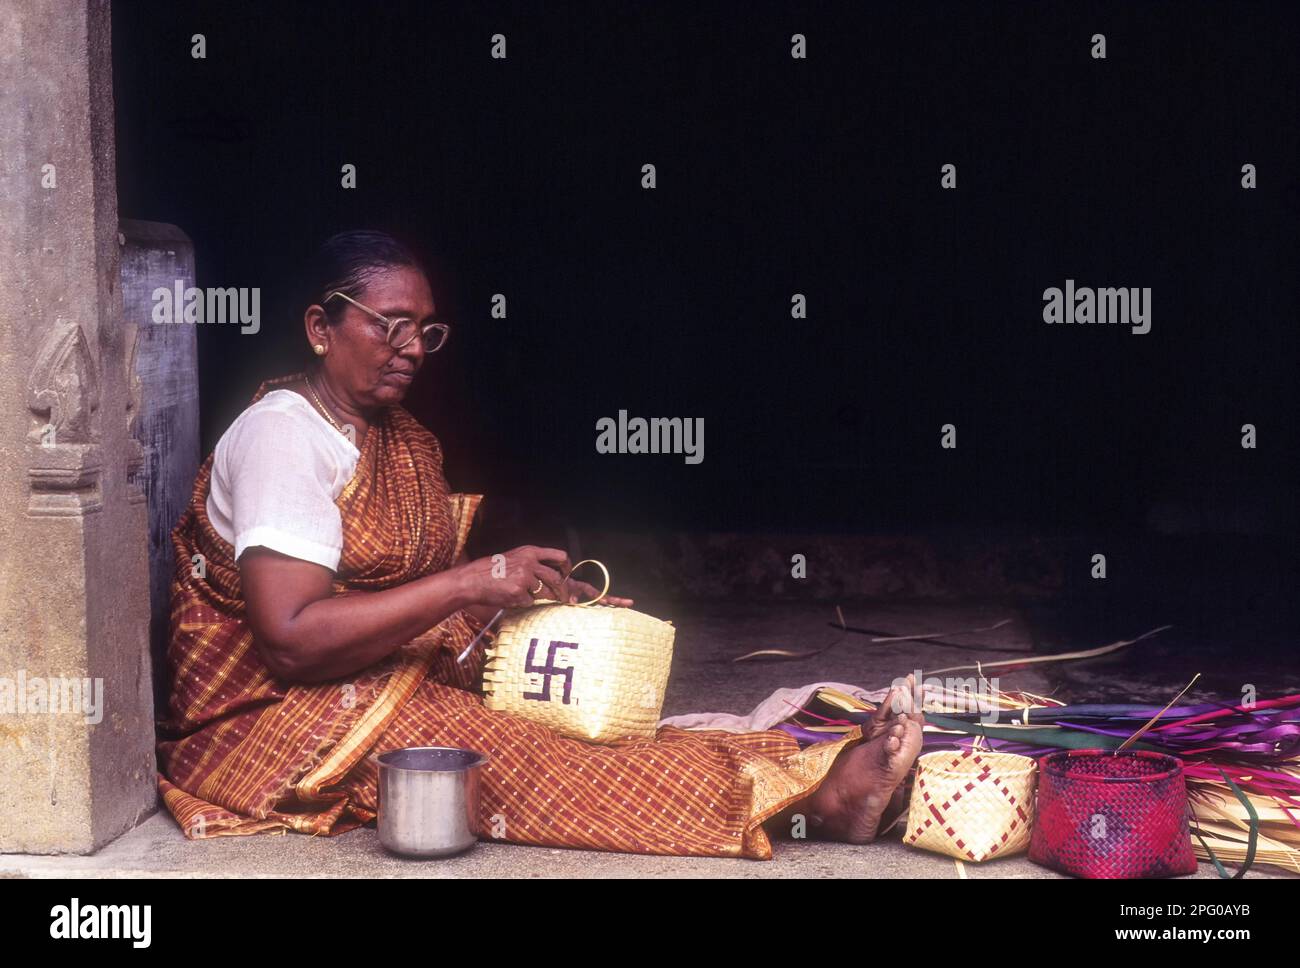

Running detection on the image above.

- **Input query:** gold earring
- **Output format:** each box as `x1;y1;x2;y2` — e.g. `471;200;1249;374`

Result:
313;344;326;355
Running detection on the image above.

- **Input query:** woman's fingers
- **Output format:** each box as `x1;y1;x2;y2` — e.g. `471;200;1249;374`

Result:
562;580;633;608
494;548;635;608
531;563;566;600
565;579;597;603
531;547;573;576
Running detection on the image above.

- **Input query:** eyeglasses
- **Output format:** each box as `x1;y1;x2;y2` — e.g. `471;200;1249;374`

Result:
323;290;450;353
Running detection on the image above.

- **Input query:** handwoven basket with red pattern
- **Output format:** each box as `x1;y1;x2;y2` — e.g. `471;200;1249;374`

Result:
1028;750;1197;879
904;749;1038;862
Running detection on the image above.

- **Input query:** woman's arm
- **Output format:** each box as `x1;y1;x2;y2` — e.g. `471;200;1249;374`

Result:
452;550;635;623
241;545;574;683
454;552;508;627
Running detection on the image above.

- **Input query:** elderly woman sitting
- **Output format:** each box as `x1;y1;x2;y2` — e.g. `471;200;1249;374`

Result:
156;230;923;857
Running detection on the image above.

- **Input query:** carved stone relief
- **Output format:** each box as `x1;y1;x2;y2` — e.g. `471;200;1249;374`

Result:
26;318;103;516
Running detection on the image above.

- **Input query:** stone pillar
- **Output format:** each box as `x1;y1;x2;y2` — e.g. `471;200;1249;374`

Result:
119;220;200;711
0;0;157;853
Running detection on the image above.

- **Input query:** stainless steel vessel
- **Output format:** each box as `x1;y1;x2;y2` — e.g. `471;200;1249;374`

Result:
376;746;488;857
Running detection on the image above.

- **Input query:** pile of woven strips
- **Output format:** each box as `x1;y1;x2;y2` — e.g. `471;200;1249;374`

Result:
776;686;1300;874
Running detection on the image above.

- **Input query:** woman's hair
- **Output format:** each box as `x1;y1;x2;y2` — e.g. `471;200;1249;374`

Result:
308;230;425;324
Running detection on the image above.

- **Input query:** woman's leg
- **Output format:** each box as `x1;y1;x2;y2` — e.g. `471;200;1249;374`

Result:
339;677;923;858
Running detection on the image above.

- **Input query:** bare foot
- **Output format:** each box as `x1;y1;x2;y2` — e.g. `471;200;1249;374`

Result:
808;714;924;843
865;674;926;741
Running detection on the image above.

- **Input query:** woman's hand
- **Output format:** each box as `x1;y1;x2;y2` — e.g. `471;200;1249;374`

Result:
452;547;636;610
452;545;575;609
561;576;634;608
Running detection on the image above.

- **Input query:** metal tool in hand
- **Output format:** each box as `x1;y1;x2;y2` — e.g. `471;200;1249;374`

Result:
456;608;504;664
455;560;611;664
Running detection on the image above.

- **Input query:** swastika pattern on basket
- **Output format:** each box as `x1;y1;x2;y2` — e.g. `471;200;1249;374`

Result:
483;603;675;744
1028;749;1198;879
905;749;1037;862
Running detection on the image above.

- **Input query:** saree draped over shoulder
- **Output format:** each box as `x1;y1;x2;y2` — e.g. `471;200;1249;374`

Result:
157;377;862;858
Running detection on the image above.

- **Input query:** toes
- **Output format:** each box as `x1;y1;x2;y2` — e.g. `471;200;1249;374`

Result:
871;689;895;725
878;678;923;721
902;675;927;723
888;686;906;716
900;720;925;756
882;721;924;772
879;734;903;768
898;674;917;714
904;675;925;712
888;685;905;717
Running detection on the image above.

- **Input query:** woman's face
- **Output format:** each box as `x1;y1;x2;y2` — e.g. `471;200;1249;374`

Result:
309;265;435;410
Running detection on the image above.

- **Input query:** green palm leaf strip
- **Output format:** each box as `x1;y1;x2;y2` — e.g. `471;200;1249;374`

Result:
924;714;1160;751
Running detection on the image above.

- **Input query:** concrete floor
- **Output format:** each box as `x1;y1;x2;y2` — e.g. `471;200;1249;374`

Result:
3;601;1295;879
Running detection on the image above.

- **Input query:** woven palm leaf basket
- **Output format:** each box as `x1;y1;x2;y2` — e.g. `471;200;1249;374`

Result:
482;561;675;744
1028;749;1198;879
905;749;1038;862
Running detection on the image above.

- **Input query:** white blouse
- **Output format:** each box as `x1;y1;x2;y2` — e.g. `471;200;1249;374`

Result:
206;389;361;571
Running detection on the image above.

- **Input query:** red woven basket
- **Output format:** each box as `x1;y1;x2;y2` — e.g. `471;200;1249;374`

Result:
1028;750;1197;879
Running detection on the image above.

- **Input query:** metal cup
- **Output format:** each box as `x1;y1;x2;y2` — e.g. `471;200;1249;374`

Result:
376;746;488;857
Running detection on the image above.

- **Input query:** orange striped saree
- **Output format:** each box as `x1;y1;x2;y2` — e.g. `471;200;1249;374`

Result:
157;377;862;858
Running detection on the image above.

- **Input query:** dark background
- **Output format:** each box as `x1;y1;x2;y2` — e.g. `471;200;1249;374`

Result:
110;0;1299;539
